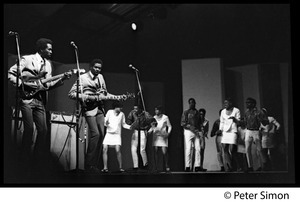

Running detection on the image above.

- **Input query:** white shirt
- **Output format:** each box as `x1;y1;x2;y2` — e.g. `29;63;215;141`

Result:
219;107;241;133
104;110;130;134
153;114;172;135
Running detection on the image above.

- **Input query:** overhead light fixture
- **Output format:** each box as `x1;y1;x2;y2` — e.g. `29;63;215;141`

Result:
131;21;143;32
131;22;137;31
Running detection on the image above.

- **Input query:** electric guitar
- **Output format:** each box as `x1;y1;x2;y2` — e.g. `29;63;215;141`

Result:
81;89;135;111
19;69;85;99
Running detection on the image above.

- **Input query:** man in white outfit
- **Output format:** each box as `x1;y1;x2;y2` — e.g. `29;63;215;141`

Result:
127;103;152;171
181;98;201;172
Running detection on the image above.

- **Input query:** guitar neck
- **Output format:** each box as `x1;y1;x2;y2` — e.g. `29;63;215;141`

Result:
99;94;123;100
40;73;65;84
85;93;123;101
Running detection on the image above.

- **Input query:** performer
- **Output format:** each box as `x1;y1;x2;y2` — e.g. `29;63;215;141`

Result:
127;101;153;171
198;108;209;172
260;108;280;171
219;97;241;172
239;97;269;172
8;38;71;170
101;101;131;173
68;58;125;173
236;119;248;172
148;105;172;172
210;109;225;171
181;98;201;172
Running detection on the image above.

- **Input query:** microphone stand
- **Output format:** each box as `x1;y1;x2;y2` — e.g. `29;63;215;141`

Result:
12;33;22;145
72;44;84;172
134;69;146;112
133;67;146;170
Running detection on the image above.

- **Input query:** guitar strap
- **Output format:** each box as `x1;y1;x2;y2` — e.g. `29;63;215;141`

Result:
38;59;47;102
97;76;105;113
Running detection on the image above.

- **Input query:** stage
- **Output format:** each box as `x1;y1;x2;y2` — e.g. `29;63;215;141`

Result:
3;168;294;186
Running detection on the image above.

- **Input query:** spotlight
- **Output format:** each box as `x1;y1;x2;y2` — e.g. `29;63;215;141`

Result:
131;21;143;32
131;22;137;31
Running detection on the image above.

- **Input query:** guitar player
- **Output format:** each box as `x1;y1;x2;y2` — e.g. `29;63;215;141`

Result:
8;38;71;173
68;58;127;173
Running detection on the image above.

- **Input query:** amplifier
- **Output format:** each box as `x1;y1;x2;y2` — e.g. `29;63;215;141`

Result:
50;111;86;171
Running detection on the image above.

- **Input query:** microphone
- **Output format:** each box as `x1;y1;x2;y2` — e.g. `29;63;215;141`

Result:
70;41;78;49
129;64;139;71
8;31;18;36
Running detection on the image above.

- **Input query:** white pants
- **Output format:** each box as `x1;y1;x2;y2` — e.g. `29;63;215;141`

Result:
184;129;200;168
131;130;148;168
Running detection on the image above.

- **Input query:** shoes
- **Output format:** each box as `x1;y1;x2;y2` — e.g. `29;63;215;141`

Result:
101;168;109;173
185;167;191;172
220;166;225;172
236;168;243;172
255;167;262;171
226;168;234;172
131;167;139;173
200;167;207;172
166;167;171;173
195;167;207;172
119;168;125;173
244;167;254;173
143;163;149;170
85;166;101;174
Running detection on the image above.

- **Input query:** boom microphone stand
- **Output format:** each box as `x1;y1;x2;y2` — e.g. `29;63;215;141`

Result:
9;31;22;145
130;64;146;170
129;64;146;111
70;41;84;172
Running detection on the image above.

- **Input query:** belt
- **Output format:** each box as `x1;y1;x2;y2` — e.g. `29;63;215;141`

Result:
247;128;259;131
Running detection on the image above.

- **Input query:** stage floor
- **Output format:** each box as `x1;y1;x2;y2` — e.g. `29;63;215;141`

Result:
3;169;295;186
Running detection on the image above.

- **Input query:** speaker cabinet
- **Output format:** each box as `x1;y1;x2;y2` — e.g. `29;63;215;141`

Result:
50;111;86;170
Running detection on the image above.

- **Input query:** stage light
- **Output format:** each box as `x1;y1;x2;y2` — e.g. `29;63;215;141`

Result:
131;21;143;32
131;22;137;31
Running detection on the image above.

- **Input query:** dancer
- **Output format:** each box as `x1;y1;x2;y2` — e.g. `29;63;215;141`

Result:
101;101;131;173
219;97;241;172
127;102;153;171
260;108;280;171
198;108;209;171
210;109;224;171
181;98;201;172
148;105;172;172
